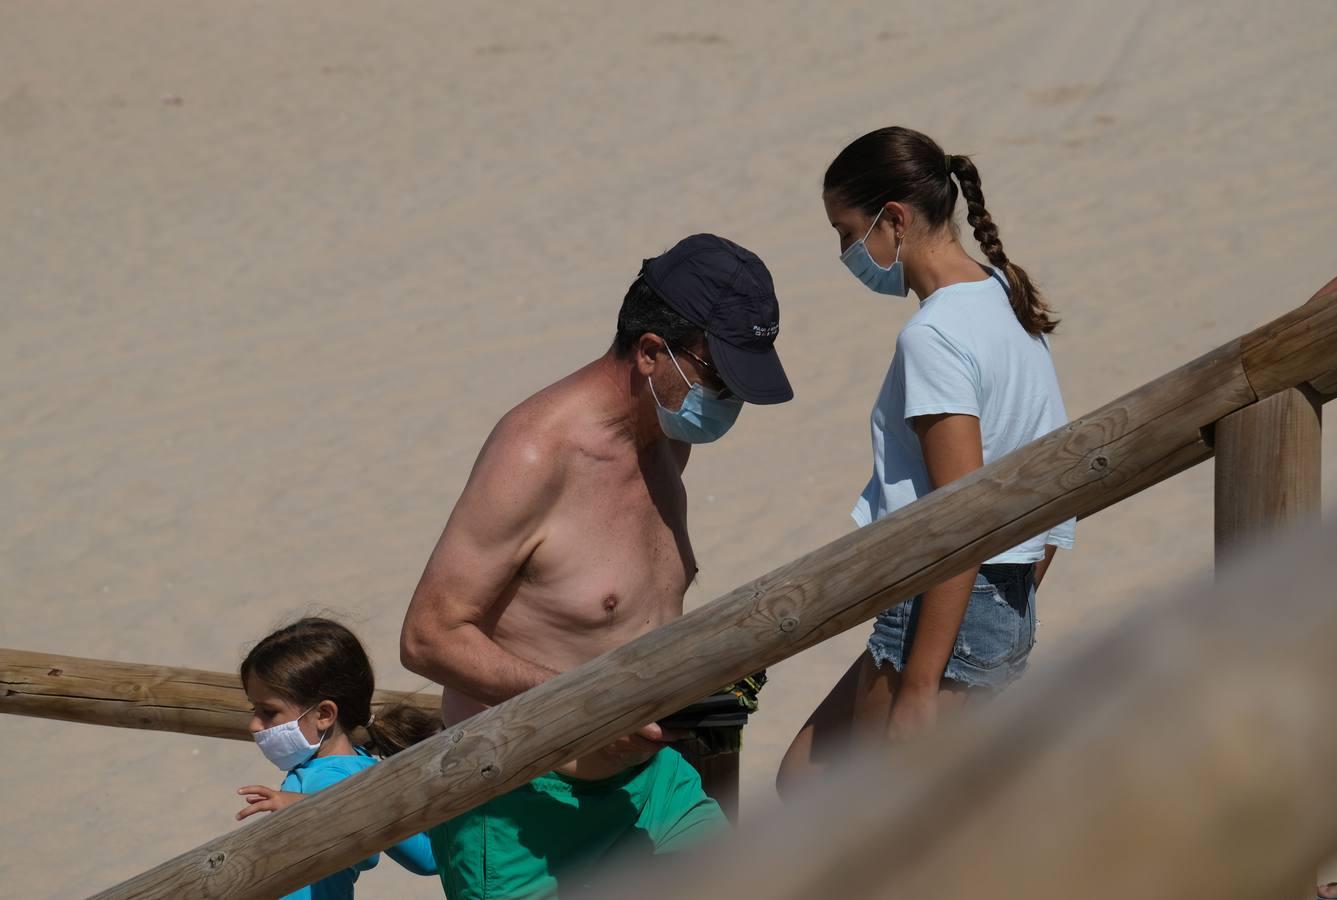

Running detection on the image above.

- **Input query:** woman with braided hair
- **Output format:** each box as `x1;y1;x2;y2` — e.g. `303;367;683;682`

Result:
778;126;1075;793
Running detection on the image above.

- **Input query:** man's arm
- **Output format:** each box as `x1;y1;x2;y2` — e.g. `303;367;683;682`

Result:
400;413;562;704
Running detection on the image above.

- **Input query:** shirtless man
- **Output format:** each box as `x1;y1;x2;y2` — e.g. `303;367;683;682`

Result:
400;234;792;900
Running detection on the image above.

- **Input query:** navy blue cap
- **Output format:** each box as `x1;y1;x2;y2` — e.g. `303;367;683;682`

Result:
640;234;793;405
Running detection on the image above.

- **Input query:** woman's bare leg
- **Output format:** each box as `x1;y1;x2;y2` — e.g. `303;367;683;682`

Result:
779;655;979;800
777;654;862;799
852;651;897;738
778;653;899;800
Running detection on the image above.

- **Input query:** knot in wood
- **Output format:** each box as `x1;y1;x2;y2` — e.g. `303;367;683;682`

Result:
779;616;799;633
205;851;227;871
480;763;500;780
1090;454;1110;472
450;730;463;743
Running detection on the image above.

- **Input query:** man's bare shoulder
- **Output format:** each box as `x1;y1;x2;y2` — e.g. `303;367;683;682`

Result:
477;368;606;479
477;397;568;484
487;366;625;470
449;397;571;543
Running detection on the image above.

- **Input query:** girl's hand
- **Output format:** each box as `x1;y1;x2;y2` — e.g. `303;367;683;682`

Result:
236;785;302;821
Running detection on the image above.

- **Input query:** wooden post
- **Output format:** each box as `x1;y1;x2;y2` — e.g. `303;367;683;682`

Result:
1214;386;1322;559
1214;385;1322;898
92;291;1337;899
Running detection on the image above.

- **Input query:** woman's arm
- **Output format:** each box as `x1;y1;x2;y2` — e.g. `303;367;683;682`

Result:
1034;544;1058;588
892;412;985;735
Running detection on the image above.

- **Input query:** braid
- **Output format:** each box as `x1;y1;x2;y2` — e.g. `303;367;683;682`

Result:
824;127;1059;336
951;155;1007;269
949;154;1058;336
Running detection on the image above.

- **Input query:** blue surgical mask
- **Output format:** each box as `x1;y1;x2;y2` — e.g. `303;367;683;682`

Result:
649;346;743;444
840;207;907;297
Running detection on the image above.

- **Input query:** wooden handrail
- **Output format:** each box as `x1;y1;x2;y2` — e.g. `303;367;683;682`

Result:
1299;274;1337;399
0;648;742;821
0;649;439;743
1311;368;1337;400
87;287;1337;898
588;517;1337;900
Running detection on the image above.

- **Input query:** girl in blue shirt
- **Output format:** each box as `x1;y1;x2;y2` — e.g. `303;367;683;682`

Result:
235;617;441;900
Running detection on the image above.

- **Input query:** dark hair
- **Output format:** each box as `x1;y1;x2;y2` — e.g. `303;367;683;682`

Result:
240;617;441;757
611;275;704;357
824;126;1057;336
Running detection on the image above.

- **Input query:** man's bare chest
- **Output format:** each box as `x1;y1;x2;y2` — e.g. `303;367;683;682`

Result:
515;461;696;628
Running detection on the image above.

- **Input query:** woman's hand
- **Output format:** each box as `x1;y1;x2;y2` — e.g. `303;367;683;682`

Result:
236;784;302;821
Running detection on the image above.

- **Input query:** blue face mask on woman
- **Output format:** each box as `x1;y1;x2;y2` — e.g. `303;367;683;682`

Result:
649;345;743;444
840;206;907;297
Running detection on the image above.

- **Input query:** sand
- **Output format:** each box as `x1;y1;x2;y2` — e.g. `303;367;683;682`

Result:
3;1;1336;896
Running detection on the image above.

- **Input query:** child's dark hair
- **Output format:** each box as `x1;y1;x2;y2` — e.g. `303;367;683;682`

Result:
823;126;1058;336
240;617;441;757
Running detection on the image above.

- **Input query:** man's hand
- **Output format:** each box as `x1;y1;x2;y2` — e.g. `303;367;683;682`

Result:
600;722;691;765
888;683;939;741
235;784;302;821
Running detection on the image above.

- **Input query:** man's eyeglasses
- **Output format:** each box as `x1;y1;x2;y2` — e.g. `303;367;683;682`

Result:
672;343;734;400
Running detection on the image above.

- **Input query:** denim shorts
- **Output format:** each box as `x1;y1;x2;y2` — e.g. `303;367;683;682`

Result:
867;563;1037;691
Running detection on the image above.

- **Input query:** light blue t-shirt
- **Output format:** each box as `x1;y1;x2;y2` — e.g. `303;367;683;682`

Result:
280;747;437;900
852;268;1075;562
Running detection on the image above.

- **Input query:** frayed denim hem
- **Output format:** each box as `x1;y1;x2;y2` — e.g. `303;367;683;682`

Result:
866;638;903;674
865;640;1028;691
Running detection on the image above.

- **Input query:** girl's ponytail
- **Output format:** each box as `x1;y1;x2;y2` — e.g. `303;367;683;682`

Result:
949;153;1058;336
364;702;443;757
825;128;1059;337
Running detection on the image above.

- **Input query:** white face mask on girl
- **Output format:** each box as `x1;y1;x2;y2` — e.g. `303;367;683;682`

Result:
253;705;327;771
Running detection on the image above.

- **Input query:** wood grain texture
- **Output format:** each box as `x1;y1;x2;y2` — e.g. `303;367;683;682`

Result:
0;648;439;743
1311;369;1337;400
1299;277;1337;400
1239;286;1337;398
1;647;747;822
1213;383;1324;900
595;519;1337;900
96;291;1337;898
1215;386;1322;559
